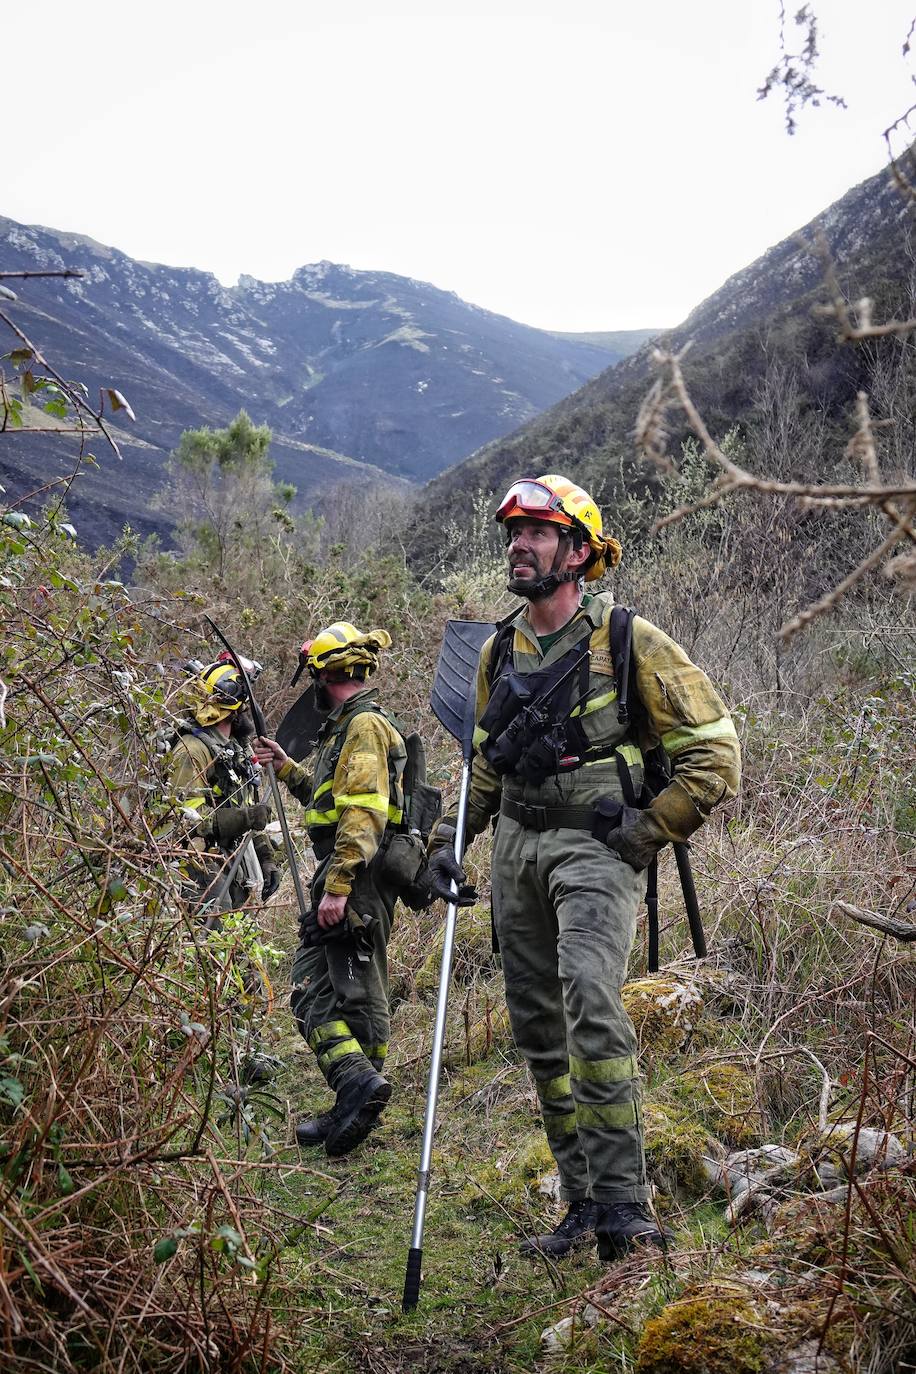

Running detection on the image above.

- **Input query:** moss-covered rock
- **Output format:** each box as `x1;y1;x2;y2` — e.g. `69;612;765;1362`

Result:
514;1132;557;1188
796;1121;905;1188
622;977;704;1054
681;1061;763;1148
643;1102;722;1195
415;904;498;999
636;1282;775;1374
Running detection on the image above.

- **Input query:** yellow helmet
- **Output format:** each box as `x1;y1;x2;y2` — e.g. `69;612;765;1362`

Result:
186;661;247;727
496;473;622;581
301;622;392;679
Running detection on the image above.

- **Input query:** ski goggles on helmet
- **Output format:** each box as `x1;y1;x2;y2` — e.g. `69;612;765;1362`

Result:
496;479;576;527
198;661;246;709
215;649;262;682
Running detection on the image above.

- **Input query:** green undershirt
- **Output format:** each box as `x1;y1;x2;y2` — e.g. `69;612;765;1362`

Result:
535;594;594;655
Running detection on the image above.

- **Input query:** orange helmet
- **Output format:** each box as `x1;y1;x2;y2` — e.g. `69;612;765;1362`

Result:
495;474;622;581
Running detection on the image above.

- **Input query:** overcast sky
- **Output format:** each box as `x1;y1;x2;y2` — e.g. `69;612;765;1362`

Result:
5;1;913;331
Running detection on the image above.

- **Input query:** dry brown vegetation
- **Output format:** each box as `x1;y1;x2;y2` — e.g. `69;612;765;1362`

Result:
1;169;915;1371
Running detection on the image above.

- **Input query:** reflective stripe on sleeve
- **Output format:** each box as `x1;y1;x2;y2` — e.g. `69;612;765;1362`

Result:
336;791;388;814
661;716;738;755
307;795;403;826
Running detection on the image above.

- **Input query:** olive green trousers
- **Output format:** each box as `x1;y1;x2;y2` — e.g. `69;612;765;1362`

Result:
491;817;649;1205
290;853;395;1091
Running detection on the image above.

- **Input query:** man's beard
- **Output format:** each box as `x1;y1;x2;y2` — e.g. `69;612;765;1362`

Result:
230;709;255;741
507;550;554;599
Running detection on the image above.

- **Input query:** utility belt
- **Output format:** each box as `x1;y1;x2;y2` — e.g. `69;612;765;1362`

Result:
499;794;629;839
499;797;595;832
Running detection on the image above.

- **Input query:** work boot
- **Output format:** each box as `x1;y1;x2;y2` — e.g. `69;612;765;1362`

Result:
295;1104;336;1148
324;1070;391;1158
519;1199;598;1258
595;1202;670;1262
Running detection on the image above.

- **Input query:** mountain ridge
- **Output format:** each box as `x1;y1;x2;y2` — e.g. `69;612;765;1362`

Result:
0;220;648;544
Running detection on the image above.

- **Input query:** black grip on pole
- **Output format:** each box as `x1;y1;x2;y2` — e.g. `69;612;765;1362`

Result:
646;857;659;973
647;901;659;973
402;1247;423;1311
674;842;707;958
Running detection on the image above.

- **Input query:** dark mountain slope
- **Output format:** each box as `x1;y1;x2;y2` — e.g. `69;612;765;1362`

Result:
419;157;913;547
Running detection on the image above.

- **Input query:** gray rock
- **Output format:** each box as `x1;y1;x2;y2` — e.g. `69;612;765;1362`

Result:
766;1338;843;1373
537;1171;562;1201
540;1304;599;1355
815;1124;904;1186
721;1145;800;1197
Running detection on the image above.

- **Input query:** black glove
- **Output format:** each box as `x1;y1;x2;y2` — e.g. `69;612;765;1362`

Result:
246;802;271;831
297;905;376;955
209;802;271;847
426;848;477;907
593;797;660;873
260;862;281;901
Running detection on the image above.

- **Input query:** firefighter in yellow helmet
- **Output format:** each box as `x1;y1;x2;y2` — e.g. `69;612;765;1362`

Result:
426;474;741;1263
255;622;409;1157
167;657;280;915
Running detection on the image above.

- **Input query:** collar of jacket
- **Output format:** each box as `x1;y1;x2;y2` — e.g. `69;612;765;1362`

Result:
318;687;379;735
511;590;615;653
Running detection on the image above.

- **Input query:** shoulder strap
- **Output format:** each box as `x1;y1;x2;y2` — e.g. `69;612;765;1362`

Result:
323;696;402;776
485;613;518;688
609;605;637;725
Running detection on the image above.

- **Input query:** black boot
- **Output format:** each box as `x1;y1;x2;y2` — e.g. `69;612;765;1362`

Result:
595;1202;670;1262
295;1104;336;1147
324;1070;391;1158
519;1199;598;1258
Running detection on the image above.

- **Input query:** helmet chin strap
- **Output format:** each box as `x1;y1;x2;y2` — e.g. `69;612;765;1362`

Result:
506;533;581;600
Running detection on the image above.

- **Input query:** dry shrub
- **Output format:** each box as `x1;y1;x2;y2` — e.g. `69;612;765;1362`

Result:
0;518;320;1371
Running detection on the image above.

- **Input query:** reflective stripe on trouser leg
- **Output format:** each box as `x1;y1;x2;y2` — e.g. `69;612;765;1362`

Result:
289;853;397;1090
491;819;589;1201
307;1019;366;1084
542;830;649;1204
534;1072;590;1201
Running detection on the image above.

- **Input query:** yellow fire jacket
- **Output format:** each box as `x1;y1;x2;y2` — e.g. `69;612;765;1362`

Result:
166;724;274;866
278;690;407;897
438;592;740;856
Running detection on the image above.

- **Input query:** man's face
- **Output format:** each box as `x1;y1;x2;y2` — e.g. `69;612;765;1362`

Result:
506;517;563;586
317;668;357;706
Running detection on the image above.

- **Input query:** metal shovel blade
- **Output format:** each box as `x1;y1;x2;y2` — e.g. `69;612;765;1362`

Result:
276;683;324;762
430;620;495;753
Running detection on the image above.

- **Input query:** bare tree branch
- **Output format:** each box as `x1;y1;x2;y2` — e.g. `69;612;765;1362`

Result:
834;901;916;943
